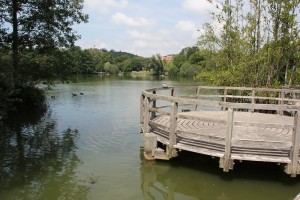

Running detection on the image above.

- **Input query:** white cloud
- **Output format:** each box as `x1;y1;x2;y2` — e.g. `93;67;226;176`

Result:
76;40;109;50
127;30;158;41
85;0;128;13
119;29;194;56
176;20;196;32
176;20;200;39
111;12;154;27
182;0;219;14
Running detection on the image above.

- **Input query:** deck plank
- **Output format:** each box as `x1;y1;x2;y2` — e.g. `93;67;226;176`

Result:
150;111;294;157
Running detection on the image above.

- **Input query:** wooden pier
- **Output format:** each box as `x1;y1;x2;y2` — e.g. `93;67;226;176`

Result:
140;86;300;177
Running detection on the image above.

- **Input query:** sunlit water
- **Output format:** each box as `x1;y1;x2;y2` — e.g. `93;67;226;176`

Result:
0;75;300;200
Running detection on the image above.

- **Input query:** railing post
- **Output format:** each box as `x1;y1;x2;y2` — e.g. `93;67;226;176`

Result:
171;88;175;97
195;86;201;111
167;102;178;158
143;96;150;133
220;106;234;172
278;90;284;115
151;91;156;119
140;94;145;126
223;88;227;111
285;111;300;177
251;89;255;112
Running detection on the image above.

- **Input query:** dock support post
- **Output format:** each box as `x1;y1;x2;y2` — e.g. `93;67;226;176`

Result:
285;111;300;177
220;107;234;172
143;133;157;160
167;102;178;158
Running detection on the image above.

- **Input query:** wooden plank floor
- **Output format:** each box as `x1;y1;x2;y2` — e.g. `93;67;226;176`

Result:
149;111;295;163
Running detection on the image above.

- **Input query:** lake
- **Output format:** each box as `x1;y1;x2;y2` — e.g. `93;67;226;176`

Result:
0;75;299;200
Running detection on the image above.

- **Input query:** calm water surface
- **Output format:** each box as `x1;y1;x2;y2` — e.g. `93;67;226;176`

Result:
0;75;300;200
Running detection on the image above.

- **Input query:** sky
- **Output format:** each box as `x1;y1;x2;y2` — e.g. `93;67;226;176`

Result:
74;0;219;57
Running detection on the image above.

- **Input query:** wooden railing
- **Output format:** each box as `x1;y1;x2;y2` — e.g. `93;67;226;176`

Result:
140;86;300;176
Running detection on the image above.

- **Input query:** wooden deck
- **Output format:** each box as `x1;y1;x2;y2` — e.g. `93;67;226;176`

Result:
140;86;300;177
150;111;293;163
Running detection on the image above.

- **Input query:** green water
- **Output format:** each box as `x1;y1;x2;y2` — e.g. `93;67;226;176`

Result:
0;75;299;200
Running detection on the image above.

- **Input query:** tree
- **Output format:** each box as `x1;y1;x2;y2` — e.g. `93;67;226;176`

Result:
196;0;300;87
0;0;88;84
172;54;186;69
104;62;119;74
149;54;164;75
0;0;88;118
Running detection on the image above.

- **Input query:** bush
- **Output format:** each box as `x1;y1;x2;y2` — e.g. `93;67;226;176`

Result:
179;62;200;77
11;86;47;113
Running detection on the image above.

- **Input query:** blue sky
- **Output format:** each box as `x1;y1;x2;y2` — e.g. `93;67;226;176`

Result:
74;0;219;57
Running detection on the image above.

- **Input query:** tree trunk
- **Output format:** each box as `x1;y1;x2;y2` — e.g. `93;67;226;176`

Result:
256;0;261;52
12;0;19;82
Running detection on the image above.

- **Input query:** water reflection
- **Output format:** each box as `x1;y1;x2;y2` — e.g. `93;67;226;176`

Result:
140;149;214;200
140;149;300;200
0;110;88;200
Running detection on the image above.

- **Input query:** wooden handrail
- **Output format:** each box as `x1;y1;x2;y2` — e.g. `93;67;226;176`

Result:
142;86;300;112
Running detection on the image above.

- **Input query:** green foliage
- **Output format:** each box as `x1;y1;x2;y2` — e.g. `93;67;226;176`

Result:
118;57;145;72
168;65;180;76
79;49;95;74
195;70;244;86
179;62;200;77
104;62;119;74
108;49;137;58
194;0;300;87
19;51;56;83
189;52;205;65
0;54;13;89
149;54;164;75
172;54;186;69
11;86;47;112
0;0;87;119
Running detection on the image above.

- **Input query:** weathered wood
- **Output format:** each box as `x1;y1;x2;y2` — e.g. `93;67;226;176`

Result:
231;154;291;163
140;95;144;125
143;97;150;133
151;91;157;118
141;85;300;176
195;86;201;111
220;107;234;172
167;102;178;158
251;89;255;112
177;111;294;127
143;91;300;112
171;88;175;97
278;91;285;115
148;107;170;116
174;143;224;157
285;112;300;177
233;121;293;129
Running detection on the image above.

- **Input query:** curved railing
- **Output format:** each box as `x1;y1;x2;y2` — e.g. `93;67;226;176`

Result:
140;86;300;177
